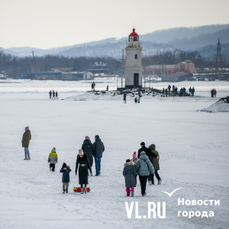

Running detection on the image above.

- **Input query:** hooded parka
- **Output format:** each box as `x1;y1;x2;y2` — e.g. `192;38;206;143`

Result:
48;147;58;164
123;162;137;188
148;144;160;170
135;152;155;176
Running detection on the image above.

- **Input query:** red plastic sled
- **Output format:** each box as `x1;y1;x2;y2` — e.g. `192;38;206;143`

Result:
73;187;90;192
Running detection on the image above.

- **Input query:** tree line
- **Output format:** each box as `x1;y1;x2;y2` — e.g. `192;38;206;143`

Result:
0;50;228;78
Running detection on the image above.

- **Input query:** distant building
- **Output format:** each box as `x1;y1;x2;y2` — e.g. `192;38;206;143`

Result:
161;73;194;82
23;69;93;80
61;71;93;80
125;28;143;88
23;72;61;80
88;62;109;74
145;60;197;75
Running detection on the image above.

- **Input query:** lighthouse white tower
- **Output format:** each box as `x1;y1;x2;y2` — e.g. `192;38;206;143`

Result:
125;28;142;89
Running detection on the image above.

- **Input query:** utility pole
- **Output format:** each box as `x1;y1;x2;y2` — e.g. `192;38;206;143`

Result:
215;38;222;74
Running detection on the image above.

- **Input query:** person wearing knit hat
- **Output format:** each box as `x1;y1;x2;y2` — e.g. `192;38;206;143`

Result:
130;152;138;185
22;126;32;160
60;162;71;194
75;149;92;194
131;152;138;164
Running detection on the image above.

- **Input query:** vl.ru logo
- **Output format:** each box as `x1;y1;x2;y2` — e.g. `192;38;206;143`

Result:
125;202;166;219
125;188;182;219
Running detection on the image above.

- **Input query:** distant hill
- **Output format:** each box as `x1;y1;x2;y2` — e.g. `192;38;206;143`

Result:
139;24;229;43
1;24;229;59
198;43;229;59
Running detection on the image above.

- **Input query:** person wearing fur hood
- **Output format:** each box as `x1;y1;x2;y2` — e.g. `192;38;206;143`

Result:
135;151;155;196
123;159;137;197
148;144;162;185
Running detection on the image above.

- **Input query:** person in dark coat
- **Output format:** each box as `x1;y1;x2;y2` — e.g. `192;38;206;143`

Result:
123;92;127;103
148;144;162;185
60;162;71;194
123;159;137;197
138;142;157;159
168;85;171;94
22;126;32;160
75;149;92;194
92;135;105;176
49;90;52;99
81;136;94;174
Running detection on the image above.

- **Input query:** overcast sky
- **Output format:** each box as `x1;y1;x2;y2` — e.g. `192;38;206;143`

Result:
0;0;228;50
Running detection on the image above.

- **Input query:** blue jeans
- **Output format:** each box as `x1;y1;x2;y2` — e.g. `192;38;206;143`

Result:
95;158;101;175
24;147;30;159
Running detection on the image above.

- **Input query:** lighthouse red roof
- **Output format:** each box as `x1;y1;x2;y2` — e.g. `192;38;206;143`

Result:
129;28;139;37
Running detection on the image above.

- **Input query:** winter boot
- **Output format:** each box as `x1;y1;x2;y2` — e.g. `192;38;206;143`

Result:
81;188;84;194
66;188;68;193
130;191;134;197
158;179;162;185
84;187;87;194
62;189;65;194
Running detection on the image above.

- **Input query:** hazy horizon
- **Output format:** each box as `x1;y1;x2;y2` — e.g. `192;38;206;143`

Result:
1;0;229;50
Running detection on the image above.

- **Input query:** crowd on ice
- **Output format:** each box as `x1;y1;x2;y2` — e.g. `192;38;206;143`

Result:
22;127;161;196
49;90;58;99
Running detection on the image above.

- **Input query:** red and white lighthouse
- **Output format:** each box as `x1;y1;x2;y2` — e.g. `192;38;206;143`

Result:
125;28;142;88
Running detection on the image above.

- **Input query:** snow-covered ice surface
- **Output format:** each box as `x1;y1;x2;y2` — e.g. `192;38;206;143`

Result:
0;79;229;229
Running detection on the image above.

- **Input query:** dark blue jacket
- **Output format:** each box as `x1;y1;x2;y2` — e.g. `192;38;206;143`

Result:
93;138;105;158
60;167;71;183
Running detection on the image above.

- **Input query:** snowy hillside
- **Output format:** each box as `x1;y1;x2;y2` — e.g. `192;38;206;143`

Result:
198;97;229;112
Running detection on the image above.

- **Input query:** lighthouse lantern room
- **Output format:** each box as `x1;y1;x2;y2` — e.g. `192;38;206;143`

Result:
125;28;142;89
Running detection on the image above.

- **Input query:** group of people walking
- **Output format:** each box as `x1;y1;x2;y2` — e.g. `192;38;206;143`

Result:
22;127;161;197
48;135;105;194
49;90;58;99
123;142;161;197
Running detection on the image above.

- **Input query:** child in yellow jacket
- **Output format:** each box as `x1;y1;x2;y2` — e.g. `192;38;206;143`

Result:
48;147;58;172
